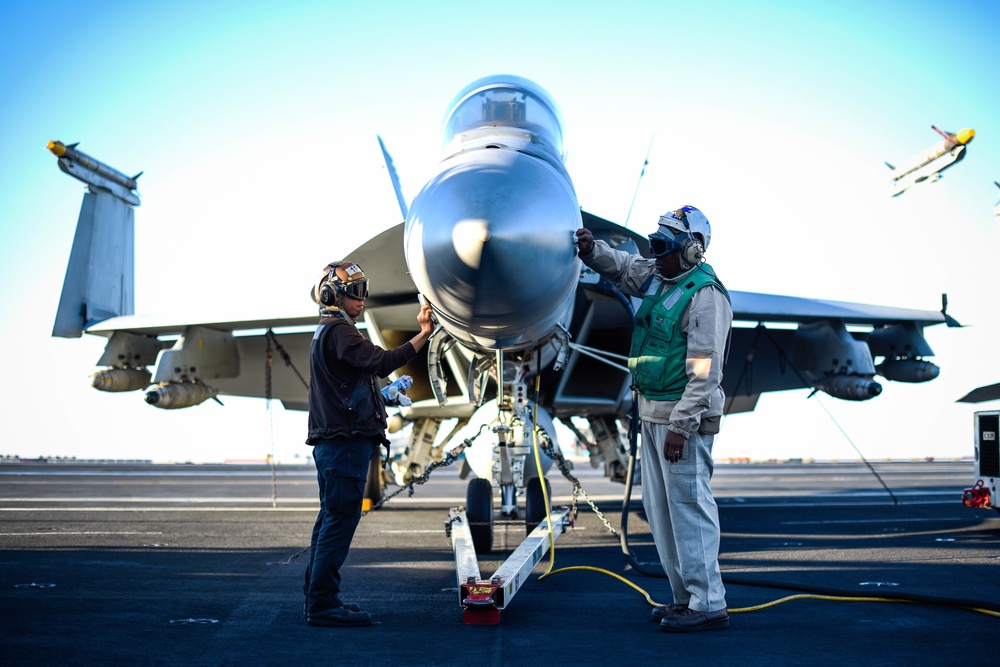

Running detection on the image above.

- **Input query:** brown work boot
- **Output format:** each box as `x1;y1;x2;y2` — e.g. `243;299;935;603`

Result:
649;602;689;622
659;607;729;633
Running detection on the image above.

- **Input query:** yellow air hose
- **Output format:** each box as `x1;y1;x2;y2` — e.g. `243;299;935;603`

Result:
528;378;1000;619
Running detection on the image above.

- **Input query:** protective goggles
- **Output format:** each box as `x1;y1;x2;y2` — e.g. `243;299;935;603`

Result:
342;279;369;300
648;230;683;258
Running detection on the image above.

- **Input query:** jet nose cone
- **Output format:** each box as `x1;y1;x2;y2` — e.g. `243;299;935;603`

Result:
405;148;581;350
451;219;492;270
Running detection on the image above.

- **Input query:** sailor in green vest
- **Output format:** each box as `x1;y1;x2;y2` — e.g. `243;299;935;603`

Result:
575;206;733;633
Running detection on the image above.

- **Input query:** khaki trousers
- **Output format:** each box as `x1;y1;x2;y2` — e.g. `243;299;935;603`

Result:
640;421;727;612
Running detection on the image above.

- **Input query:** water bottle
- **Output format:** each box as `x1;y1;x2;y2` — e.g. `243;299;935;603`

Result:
382;375;413;407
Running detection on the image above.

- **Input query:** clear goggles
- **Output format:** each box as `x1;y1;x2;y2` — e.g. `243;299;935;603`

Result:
342;279;369;300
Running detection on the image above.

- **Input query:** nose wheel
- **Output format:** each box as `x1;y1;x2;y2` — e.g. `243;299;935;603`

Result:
465;475;554;553
466;477;494;554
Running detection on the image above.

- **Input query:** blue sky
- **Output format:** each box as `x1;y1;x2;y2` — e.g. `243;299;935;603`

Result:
1;0;998;463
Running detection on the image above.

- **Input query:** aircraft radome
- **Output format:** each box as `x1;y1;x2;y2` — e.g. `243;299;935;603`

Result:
885;125;975;197
49;77;959;613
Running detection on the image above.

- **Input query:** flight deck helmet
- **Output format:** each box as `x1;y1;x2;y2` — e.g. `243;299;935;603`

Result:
648;205;710;269
313;261;369;311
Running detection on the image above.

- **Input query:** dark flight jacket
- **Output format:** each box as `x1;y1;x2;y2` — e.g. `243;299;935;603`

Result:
306;316;416;445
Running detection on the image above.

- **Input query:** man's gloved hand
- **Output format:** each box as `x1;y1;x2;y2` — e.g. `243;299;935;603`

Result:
575;228;594;256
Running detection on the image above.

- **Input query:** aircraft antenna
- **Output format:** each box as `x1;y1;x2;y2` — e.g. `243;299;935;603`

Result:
624;134;655;230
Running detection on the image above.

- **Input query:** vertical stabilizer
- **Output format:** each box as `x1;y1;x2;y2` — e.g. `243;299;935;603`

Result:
52;191;135;337
378;135;408;220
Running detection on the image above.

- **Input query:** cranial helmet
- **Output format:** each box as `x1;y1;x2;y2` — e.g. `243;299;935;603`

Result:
314;261;369;310
658;206;710;250
648;205;711;269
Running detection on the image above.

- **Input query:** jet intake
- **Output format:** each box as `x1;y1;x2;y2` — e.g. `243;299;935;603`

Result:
90;367;151;392
815;376;883;401
876;358;940;383
145;381;218;409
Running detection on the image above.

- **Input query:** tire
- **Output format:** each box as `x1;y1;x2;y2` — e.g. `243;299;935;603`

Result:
466;477;494;554
525;476;551;535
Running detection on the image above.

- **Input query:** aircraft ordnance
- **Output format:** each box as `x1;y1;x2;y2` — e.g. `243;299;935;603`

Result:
48;140;141;207
813;375;882;401
875;359;940;383
885;125;974;197
90;367;152;392
145;381;218;409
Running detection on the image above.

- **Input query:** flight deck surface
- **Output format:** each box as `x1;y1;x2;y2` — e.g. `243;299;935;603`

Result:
1;461;996;665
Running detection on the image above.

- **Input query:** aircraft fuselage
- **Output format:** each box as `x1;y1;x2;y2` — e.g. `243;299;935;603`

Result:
403;76;582;352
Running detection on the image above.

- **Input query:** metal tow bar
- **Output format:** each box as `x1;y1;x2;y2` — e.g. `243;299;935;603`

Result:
447;506;571;625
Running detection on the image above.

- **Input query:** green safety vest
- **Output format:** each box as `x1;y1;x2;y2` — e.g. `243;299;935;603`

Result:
628;263;729;401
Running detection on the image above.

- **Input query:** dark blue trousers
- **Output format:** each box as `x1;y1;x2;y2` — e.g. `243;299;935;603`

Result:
303;438;375;614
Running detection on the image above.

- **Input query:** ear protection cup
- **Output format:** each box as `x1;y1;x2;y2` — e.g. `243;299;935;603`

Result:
679;234;704;266
319;280;337;306
668;208;704;267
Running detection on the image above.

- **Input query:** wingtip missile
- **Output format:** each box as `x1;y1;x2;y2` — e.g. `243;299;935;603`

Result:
887;125;974;196
47;139;141;206
47;139;67;157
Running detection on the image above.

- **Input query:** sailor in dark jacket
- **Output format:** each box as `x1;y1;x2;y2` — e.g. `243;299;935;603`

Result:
303;261;433;627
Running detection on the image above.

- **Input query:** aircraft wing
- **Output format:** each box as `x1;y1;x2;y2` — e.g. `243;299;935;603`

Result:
80;312;319;411
60;178;951;422
86;313;318;337
567;211;951;416
73;222;426;412
69;210;951;416
729;291;946;328
722;292;947;414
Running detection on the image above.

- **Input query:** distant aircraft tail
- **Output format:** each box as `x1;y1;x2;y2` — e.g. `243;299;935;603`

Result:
50;141;139;338
884;161;896;171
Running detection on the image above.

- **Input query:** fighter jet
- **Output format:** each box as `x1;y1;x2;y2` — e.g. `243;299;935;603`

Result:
885;125;975;197
49;77;957;617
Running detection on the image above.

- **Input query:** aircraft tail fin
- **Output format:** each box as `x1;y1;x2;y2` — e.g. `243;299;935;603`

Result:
884;161;896;171
378;135;408;221
52;189;135;338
